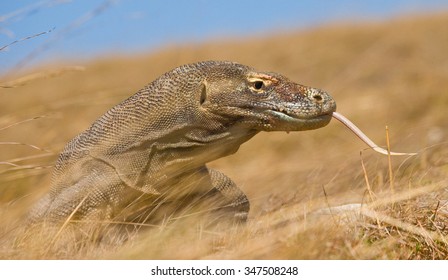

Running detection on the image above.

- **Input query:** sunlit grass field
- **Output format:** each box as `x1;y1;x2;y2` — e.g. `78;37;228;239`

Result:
1;13;447;259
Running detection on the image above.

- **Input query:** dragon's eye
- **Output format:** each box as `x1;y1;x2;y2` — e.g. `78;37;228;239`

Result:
253;80;264;90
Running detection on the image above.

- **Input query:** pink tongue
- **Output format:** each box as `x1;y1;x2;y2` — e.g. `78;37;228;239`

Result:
332;112;417;156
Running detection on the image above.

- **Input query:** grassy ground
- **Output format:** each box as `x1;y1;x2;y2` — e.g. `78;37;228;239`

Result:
0;13;447;259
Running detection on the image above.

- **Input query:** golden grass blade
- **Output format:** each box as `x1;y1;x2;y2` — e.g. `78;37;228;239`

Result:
49;195;89;247
0;141;53;153
360;207;447;244
0;66;85;88
0;116;47;132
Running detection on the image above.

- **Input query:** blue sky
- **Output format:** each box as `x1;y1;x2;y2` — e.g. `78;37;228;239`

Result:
1;0;447;75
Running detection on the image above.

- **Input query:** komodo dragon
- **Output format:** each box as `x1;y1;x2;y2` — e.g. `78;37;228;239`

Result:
29;61;336;226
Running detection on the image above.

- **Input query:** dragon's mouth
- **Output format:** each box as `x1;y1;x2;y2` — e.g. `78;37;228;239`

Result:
263;109;333;131
267;108;333;121
221;103;335;131
257;99;336;121
266;110;333;122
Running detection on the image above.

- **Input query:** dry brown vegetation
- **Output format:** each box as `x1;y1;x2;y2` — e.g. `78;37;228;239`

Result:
0;13;447;259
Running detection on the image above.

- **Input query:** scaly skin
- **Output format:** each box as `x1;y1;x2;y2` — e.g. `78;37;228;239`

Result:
28;61;336;225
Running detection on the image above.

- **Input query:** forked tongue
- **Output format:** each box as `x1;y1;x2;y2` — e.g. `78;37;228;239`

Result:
332;112;417;156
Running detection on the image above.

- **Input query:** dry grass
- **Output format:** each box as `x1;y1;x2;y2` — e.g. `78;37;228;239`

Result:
1;12;447;259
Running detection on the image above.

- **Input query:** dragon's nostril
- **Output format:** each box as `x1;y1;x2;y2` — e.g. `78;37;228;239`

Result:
313;94;323;102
